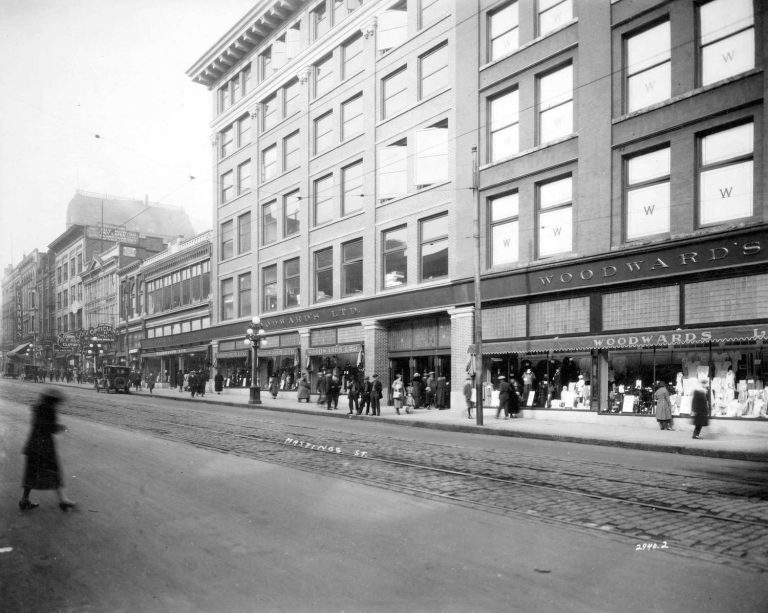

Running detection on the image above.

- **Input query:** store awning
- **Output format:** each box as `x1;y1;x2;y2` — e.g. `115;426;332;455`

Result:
483;324;767;355
7;342;31;357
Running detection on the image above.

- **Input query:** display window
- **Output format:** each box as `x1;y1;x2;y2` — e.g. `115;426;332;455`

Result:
483;352;591;409
605;345;767;419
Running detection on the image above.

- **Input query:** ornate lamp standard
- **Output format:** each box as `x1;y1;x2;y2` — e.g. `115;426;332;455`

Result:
87;338;104;374
243;316;266;405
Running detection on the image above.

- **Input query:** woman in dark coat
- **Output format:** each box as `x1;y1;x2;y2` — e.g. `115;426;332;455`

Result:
297;373;311;402
269;375;280;399
214;371;224;393
435;376;448;409
691;379;709;439
654;381;673;430
19;390;76;511
410;374;423;410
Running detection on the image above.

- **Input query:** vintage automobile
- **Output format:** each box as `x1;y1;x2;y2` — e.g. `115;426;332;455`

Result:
23;365;40;381
95;365;132;393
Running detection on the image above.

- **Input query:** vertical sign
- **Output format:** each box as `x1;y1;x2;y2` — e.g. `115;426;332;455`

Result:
16;284;23;341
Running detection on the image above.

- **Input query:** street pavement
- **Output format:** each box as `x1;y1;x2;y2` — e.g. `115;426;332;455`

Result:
40;379;768;462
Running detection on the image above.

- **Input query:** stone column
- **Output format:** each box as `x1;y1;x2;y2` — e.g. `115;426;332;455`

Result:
448;306;474;412
362;319;388;399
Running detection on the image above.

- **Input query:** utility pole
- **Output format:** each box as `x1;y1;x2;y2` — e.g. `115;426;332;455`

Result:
472;146;483;426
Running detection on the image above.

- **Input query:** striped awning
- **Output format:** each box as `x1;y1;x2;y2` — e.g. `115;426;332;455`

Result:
483;325;766;355
7;342;31;357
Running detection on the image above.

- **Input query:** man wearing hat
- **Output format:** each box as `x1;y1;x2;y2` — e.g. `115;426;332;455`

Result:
496;375;512;419
370;374;383;416
463;376;474;419
425;372;436;409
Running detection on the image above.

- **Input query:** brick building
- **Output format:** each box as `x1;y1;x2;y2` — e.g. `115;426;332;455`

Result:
187;0;767;419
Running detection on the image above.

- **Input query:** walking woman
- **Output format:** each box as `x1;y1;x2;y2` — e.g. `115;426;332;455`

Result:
654;381;673;430
691;379;709;439
19;390;76;511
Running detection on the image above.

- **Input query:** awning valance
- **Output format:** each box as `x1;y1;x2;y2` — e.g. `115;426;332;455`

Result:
259;347;299;358
483;325;767;355
217;350;249;359
307;344;362;356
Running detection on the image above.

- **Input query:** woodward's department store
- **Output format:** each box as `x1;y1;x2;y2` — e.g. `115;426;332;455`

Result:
201;229;767;425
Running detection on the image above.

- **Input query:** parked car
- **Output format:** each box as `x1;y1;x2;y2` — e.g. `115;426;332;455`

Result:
95;365;132;393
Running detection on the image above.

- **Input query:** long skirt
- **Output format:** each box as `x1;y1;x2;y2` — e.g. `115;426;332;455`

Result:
22;441;62;490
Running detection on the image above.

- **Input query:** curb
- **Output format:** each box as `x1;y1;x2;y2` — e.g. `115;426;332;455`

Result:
48;382;768;463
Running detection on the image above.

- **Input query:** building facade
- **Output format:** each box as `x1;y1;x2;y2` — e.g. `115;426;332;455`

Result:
188;0;767;422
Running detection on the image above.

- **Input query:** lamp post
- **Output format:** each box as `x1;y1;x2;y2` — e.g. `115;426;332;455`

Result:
87;338;103;374
243;316;266;405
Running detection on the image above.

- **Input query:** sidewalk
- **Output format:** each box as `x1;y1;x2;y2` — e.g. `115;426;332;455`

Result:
53;381;768;462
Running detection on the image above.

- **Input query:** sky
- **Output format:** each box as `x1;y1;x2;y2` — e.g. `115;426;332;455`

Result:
0;0;256;274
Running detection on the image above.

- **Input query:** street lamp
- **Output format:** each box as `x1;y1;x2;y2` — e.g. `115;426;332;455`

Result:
87;338;104;373
243;316;266;405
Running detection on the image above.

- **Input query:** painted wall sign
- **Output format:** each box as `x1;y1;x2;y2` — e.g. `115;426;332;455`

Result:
86;224;139;244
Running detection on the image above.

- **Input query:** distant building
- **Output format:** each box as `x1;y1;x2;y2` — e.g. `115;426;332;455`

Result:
185;0;767;417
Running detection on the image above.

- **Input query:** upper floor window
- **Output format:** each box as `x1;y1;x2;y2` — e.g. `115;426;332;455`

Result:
537;175;572;258
489;89;518;162
312;2;330;40
342;160;364;215
283;131;301;170
315;54;335;98
263;265;278;312
378;138;408;201
261;145;278;182
383;226;407;288
415;119;449;188
378;0;408;53
420;0;448;29
626;147;670;240
221;278;234;320
342;34;365;79
237;211;251;254
538;63;573;144
221;126;235;157
284;258;301;308
262;201;278;245
419;43;448;99
221;170;234;203
221;220;234;259
314;111;334;154
489;2;518;62
260;46;272;82
382;66;408;119
238;115;251;148
238;272;251;317
699;122;753;226
490;192;519;266
699;0;754;86
261;93;278;131
626;21;671;113
538;0;572;37
284;191;301;236
218;65;251;114
420;214;448;281
237;159;251;194
341;94;363;140
314;248;333;302
284;79;301;117
314;174;335;226
342;239;364;296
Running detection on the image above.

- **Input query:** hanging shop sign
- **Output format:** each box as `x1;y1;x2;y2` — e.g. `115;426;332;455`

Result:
306;344;362;356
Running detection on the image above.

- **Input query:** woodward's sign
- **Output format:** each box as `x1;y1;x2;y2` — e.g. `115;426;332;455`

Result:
591;327;766;348
533;237;762;291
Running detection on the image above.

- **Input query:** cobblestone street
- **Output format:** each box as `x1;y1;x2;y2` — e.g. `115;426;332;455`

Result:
6;380;767;574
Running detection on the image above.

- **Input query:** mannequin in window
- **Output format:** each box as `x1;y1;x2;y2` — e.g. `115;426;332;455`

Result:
522;368;536;404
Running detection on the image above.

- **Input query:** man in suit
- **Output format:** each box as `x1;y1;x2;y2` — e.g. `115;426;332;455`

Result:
370;374;383;416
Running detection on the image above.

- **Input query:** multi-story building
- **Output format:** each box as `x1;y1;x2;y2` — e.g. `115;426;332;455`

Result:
117;232;213;388
188;0;768;421
1;250;45;373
